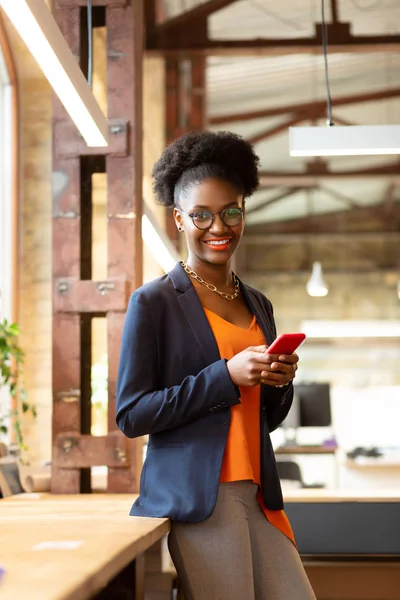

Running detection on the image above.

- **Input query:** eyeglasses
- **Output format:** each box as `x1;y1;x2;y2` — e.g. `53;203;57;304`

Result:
179;207;244;230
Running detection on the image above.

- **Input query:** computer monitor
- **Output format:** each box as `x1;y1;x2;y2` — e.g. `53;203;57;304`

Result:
282;382;332;433
296;383;332;427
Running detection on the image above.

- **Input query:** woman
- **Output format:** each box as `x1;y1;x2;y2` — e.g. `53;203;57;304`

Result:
116;131;316;600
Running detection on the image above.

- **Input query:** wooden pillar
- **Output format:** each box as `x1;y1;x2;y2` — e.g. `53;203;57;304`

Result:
106;0;144;492
52;0;144;494
188;57;206;133
165;57;206;144
165;56;206;243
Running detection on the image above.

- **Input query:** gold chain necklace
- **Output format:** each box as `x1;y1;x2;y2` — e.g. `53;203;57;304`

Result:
181;261;240;301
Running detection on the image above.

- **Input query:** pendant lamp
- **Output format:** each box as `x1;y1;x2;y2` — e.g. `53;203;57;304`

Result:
306;261;329;297
288;0;400;158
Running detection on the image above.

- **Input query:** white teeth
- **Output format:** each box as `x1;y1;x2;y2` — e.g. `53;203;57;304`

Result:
206;240;230;245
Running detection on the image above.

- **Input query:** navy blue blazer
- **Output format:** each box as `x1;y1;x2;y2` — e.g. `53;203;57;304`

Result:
116;262;293;522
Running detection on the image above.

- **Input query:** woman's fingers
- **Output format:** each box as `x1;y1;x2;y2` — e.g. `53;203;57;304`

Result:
256;351;300;386
270;361;296;375
260;366;297;386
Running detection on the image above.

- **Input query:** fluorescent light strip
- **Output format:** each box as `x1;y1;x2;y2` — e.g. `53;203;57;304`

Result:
301;320;400;339
1;0;108;147
289;125;400;157
142;205;180;273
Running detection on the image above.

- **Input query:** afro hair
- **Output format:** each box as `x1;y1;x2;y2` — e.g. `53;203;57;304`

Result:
152;131;260;208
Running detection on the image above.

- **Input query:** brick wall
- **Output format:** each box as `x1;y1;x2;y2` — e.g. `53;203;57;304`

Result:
18;78;53;463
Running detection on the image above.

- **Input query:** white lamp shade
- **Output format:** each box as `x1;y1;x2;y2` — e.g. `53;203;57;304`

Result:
306;262;329;297
289;125;400;157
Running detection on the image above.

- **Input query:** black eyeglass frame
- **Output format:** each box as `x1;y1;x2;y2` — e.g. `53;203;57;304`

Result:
177;206;245;230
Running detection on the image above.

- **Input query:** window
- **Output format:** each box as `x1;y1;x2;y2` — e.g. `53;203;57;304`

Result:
0;36;14;322
0;21;17;424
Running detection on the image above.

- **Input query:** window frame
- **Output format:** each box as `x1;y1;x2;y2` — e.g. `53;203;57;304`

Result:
0;16;19;421
0;16;18;323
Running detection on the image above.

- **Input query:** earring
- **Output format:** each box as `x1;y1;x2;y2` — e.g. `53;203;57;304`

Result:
178;227;183;232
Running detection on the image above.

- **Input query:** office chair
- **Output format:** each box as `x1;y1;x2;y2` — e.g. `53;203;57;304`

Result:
276;460;303;485
277;460;325;490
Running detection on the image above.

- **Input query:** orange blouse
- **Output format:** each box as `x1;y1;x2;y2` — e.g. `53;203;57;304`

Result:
204;308;296;547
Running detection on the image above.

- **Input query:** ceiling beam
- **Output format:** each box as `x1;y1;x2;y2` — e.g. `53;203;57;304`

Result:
209;87;400;125
247;115;305;145
258;161;400;187
242;232;400;244
319;185;361;210
148;0;240;33
244;204;400;235
258;173;400;186
246;187;306;215
246;111;356;146
147;31;400;57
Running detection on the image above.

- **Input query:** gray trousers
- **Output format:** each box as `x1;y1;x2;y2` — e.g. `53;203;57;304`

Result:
168;481;316;600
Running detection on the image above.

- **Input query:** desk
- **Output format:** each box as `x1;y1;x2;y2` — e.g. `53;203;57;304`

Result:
284;489;400;599
0;493;170;600
275;445;336;455
284;488;400;502
276;445;338;487
346;458;400;468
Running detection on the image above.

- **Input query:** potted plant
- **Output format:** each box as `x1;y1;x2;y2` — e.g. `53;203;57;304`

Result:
0;318;36;462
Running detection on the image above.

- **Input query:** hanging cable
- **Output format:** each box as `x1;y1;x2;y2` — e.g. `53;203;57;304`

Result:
321;0;334;126
87;0;93;88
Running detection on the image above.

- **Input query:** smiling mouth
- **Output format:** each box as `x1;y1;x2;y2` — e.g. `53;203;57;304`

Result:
203;238;232;250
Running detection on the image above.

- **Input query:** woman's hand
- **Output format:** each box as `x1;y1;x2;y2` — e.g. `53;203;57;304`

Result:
226;345;298;388
260;352;299;387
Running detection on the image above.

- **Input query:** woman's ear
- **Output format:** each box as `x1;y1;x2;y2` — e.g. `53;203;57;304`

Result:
173;206;184;232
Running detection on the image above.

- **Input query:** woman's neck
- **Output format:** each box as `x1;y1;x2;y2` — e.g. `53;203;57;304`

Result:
185;257;234;289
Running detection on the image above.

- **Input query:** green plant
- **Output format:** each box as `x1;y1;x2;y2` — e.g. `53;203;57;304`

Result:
0;319;36;454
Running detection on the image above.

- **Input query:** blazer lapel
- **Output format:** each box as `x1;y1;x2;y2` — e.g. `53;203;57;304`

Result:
240;282;275;346
169;262;221;365
178;288;221;365
239;283;276;408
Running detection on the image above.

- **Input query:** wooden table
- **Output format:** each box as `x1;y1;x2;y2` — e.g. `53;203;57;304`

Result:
0;493;170;600
275;445;336;455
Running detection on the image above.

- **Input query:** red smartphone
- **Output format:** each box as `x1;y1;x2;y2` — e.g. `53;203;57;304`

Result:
266;333;306;355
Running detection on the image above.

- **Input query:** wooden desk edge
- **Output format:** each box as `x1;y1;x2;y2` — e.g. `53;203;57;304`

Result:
283;493;400;503
275;446;337;455
0;493;171;600
80;519;171;599
301;555;400;566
